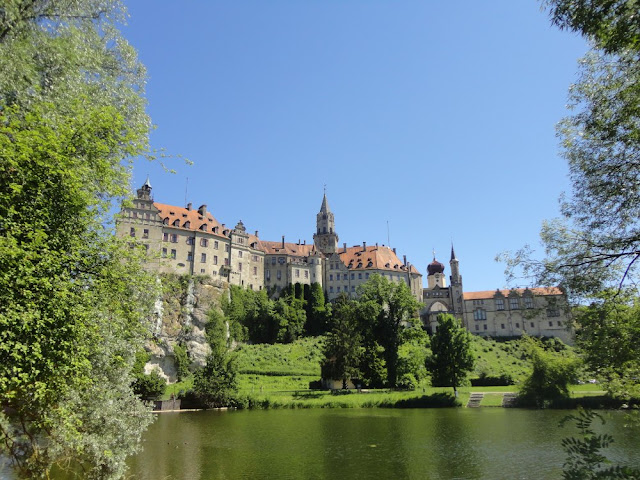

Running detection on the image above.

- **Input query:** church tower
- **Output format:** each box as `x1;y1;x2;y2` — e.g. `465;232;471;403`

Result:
313;192;338;254
449;244;464;317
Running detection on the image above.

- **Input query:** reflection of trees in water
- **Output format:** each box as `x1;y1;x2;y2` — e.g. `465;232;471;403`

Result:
429;410;483;479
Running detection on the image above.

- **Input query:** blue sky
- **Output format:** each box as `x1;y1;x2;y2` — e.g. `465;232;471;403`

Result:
123;1;588;292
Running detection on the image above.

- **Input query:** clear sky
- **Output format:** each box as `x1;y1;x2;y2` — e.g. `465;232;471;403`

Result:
122;1;588;292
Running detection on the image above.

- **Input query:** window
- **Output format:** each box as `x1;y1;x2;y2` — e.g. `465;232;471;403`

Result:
186;237;195;245
173;219;180;226
483;324;487;330
547;306;560;317
252;255;258;262
358;273;362;279
351;273;355;280
187;252;193;262
184;221;190;228
170;234;178;243
225;244;230;252
524;296;534;309
163;232;169;242
304;271;308;279
200;269;205;274
224;258;229;266
129;227;135;237
343;274;348;280
214;241;219;249
475;325;479;331
351;285;355;292
557;321;563;326
530;322;534;328
238;251;243;258
329;274;333;281
170;249;176;259
266;269;270;280
163;218;169;225
501;323;505;329
509;297;519;310
549;321;553;327
132;212;138;219
278;257;285;264
337;286;340;292
277;270;282;280
496;298;504;310
365;273;370;279
162;248;167;257
271;257;276;265
473;308;487;321
253;266;257;275
515;322;520;328
329;286;334;293
238;262;242;272
200;253;206;263
200;238;208;247
143;229;149;239
213;255;218;265
295;269;300;278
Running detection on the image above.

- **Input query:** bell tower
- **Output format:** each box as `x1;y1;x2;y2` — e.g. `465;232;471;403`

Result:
449;244;464;317
313;190;338;254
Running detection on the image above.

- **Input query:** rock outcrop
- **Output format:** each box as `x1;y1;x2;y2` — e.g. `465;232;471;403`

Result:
144;275;228;383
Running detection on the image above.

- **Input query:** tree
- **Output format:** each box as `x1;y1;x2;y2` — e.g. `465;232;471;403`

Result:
518;337;579;408
321;296;365;389
560;409;640;480
193;306;238;408
542;0;640;55
427;314;475;396
0;1;155;477
574;291;640;400
305;282;330;335
358;274;421;387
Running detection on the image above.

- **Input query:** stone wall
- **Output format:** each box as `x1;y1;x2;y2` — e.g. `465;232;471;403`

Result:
144;274;228;383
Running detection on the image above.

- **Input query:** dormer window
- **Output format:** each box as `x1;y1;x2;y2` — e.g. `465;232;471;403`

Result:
172;219;180;226
163;218;169;225
200;224;208;231
183;221;190;228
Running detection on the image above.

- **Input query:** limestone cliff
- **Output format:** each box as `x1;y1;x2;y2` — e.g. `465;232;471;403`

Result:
144;275;228;383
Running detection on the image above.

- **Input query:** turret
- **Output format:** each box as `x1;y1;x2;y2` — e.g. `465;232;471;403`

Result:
313;190;339;254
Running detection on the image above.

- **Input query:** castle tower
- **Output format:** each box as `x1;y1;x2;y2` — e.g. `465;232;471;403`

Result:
136;176;152;200
426;254;446;289
313;192;339;254
449;244;464;317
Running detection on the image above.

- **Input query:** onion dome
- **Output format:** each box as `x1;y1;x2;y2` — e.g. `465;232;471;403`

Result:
427;259;445;275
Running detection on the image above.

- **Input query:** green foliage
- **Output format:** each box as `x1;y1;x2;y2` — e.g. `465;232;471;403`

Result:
358;274;421;387
305;282;331;335
0;1;157;476
561;409;640;479
574;292;640;400
192;348;239;409
397;324;430;387
321;296;365;388
173;344;191;381
518;337;580;408
234;337;324;376
542;0;640;55
132;370;166;401
427;314;475;395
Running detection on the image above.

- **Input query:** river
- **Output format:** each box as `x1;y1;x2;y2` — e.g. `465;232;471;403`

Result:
127;408;640;479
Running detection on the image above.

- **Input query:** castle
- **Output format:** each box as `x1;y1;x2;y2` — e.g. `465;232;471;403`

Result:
119;179;571;343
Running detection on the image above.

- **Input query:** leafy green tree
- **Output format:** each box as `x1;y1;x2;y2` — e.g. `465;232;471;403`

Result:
560;409;640;480
542;0;640;55
173;344;191;381
305;282;331;335
273;294;307;343
0;1;156;477
132;370;166;401
358;274;421;387
574;292;640;400
518;337;579;408
427;314;475;396
193;306;238;407
397;324;430;390
321;296;365;389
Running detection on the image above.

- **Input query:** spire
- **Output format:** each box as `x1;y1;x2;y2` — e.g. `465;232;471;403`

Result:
142;175;152;189
320;190;330;213
451;243;457;261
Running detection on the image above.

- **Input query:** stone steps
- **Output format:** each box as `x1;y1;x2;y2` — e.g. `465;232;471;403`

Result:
467;392;484;408
502;392;518;407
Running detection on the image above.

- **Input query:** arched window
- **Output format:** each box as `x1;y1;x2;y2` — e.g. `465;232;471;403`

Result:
184;221;190;228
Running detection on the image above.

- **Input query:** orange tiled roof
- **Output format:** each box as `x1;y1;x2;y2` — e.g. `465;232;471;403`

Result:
338;245;420;274
258;240;317;257
463;287;564;300
154;203;227;238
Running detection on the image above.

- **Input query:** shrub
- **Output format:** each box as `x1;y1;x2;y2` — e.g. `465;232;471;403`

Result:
132;370;166;400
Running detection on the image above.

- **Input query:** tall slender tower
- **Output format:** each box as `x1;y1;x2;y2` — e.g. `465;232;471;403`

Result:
313;191;338;254
449;244;464;317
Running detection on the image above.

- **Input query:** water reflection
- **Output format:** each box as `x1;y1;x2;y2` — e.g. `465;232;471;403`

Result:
126;409;640;480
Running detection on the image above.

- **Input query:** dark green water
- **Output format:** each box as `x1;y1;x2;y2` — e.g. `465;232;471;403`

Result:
128;408;640;480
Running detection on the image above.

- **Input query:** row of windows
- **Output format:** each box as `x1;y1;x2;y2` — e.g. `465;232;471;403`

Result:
131;211;152;220
329;285;356;293
473;306;561;318
130;227;150;239
475;320;564;331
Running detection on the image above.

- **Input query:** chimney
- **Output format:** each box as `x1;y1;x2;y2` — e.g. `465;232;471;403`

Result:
298;239;301;245
376;242;378;248
403;255;407;266
255;230;259;237
282;235;285;248
186;202;192;210
198;204;206;215
363;242;367;251
393;247;397;254
303;240;306;245
343;242;347;253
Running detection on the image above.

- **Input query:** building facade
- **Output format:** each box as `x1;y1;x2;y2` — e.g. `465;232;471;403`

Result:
420;247;572;343
118;180;423;300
